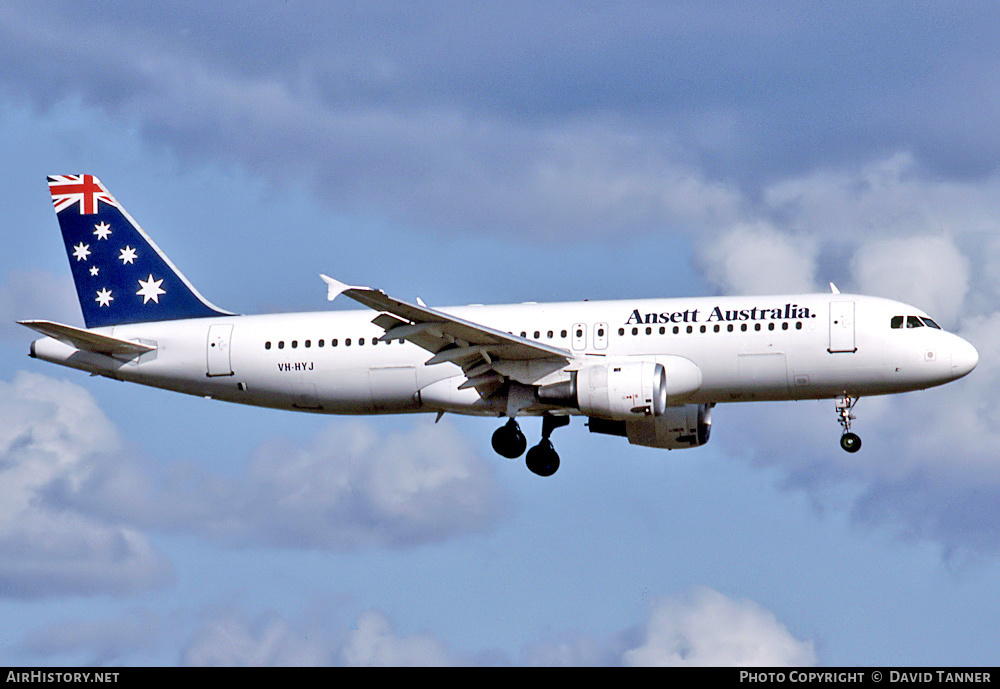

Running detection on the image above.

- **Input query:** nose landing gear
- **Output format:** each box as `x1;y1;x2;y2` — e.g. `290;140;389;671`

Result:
836;396;862;453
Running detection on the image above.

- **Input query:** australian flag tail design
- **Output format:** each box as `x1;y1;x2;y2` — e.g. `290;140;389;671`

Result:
48;175;232;328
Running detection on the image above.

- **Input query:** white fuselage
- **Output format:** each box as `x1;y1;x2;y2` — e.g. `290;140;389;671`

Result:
30;292;979;418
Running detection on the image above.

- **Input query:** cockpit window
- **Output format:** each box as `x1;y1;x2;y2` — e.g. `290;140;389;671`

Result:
892;315;942;330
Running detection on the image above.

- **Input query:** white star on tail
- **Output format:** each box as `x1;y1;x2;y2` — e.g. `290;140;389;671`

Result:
136;274;166;304
95;288;113;307
89;266;99;276
72;242;91;261
119;246;138;264
93;221;112;239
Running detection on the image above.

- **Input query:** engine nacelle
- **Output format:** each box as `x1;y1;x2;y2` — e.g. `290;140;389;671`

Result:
575;360;668;420
588;403;713;449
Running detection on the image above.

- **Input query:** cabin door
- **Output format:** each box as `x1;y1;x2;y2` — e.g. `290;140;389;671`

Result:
828;301;857;353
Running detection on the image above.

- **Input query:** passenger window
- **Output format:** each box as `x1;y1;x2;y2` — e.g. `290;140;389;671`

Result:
906;316;924;328
891;316;904;329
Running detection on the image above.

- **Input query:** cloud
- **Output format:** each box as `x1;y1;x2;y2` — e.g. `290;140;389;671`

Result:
0;372;172;598
852;234;969;328
0;367;504;599
224;420;507;549
17;608;160;666
340;610;452;667
622;588;816;667
178;606;463;666
698;222;820;295
181;611;334;666
40;388;506;552
175;588;812;666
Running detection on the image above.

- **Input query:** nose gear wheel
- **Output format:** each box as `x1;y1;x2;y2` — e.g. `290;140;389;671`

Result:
835;396;862;453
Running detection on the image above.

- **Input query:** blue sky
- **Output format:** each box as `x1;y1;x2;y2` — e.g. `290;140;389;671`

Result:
2;1;1000;665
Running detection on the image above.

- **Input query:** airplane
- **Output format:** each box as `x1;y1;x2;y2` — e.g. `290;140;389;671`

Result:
21;175;979;476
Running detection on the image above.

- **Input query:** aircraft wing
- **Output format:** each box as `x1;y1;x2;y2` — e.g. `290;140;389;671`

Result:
19;320;156;358
321;275;569;390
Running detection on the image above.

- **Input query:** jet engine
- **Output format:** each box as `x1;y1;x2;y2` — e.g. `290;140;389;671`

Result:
537;356;701;421
587;403;713;449
576;360;668;419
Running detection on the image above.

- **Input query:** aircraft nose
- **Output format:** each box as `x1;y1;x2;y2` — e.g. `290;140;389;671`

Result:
951;336;979;380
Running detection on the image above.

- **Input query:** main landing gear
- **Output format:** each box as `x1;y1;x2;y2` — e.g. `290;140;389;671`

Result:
492;414;570;476
836;396;862;453
491;418;526;459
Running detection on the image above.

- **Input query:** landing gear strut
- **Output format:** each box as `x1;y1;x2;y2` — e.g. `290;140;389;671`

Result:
836;396;862;453
525;414;570;477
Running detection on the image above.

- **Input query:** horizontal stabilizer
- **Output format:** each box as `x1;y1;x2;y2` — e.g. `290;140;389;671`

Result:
19;320;155;357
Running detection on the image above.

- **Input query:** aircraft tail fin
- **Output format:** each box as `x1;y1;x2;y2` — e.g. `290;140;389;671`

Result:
47;174;232;328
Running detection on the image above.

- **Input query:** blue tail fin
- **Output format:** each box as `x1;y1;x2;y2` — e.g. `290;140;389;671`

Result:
48;175;232;328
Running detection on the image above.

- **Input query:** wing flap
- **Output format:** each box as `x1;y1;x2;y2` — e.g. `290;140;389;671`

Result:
19;320;156;357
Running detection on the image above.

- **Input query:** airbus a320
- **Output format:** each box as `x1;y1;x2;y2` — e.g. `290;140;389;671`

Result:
22;175;979;475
